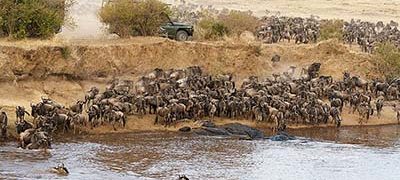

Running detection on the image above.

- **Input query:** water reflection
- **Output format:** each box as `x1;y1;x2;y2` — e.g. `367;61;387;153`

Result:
289;125;400;147
1;125;400;180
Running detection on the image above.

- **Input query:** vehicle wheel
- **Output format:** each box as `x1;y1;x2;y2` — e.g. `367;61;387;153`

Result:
176;30;189;41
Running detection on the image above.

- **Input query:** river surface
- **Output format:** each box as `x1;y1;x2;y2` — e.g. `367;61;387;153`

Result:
1;125;400;180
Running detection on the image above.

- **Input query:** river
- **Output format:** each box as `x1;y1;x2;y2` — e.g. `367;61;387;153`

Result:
1;125;400;180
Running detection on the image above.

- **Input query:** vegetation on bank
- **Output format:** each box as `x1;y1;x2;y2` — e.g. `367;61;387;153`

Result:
319;19;344;41
196;10;260;40
99;0;259;40
99;0;171;37
374;42;400;80
0;0;73;39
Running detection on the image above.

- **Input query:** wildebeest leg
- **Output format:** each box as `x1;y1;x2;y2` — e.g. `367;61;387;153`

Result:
154;115;159;125
20;140;25;149
397;111;400;124
336;117;341;128
121;115;126;127
111;119;117;131
32;117;37;128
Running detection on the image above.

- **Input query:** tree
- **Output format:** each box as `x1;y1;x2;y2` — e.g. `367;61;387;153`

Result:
99;0;171;37
0;0;73;39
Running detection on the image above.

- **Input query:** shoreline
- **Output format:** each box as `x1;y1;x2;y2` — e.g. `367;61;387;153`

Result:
3;114;399;142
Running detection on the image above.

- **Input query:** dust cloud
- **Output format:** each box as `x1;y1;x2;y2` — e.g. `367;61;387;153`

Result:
58;0;104;39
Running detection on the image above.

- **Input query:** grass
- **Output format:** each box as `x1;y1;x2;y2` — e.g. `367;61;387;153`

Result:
61;46;71;59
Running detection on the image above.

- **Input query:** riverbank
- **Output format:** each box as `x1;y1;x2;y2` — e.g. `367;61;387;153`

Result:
0;37;396;140
3;106;399;140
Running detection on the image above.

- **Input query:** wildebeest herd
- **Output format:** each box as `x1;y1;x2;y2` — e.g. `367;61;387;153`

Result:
257;16;400;53
1;65;400;150
257;16;320;44
343;19;400;53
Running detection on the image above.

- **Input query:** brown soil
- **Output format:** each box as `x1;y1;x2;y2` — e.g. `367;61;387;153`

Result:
0;37;395;137
0;37;375;81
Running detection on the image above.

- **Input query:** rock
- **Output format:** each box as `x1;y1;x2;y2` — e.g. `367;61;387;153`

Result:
270;135;290;141
193;127;232;136
179;126;191;132
199;120;216;128
221;123;264;139
269;131;296;141
192;123;264;140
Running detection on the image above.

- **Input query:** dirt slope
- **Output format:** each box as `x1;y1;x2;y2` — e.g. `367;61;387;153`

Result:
0;37;375;82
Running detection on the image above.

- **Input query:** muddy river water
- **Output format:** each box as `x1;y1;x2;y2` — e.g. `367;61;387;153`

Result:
1;125;400;180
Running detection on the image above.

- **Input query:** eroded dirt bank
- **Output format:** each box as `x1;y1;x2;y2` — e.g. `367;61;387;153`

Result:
0;37;375;82
0;37;395;137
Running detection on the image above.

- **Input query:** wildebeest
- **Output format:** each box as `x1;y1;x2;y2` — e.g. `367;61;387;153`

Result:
301;62;321;80
375;97;384;118
271;54;281;64
16;120;33;134
70;101;85;114
13;64;400;151
16;106;30;123
0;111;7;138
51;163;69;176
19;128;51;149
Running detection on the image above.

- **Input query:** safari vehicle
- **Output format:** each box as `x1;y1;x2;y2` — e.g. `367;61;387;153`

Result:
159;14;194;41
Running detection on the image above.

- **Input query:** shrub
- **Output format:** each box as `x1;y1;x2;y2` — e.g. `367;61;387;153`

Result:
319;19;344;41
218;10;260;36
195;9;260;40
99;0;171;37
0;0;73;39
374;42;400;80
196;17;228;40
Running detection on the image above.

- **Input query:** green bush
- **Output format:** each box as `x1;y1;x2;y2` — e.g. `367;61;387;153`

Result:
319;19;344;41
196;10;260;40
219;10;260;36
374;42;400;80
0;0;73;39
196;17;228;40
99;0;171;37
